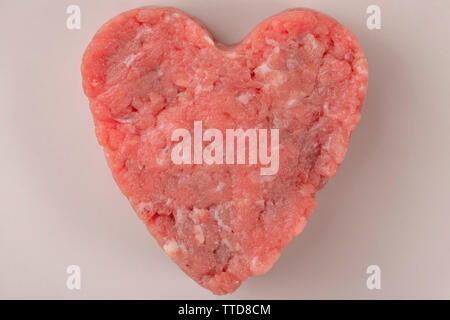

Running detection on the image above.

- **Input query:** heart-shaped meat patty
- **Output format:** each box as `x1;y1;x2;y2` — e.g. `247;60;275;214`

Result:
81;6;368;294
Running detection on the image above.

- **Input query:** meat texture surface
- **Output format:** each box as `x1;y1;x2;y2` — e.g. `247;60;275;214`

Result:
81;7;368;294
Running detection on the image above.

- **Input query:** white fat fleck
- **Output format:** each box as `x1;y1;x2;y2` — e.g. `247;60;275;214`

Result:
216;182;225;191
237;92;254;104
192;207;204;224
204;35;214;45
157;121;166;130
175;208;186;224
136;201;153;214
163;240;179;256
213;207;232;232
91;80;99;87
142;26;153;34
225;51;238;58
250;256;259;270
124;53;138;67
221;238;232;250
134;26;153;40
287;99;296;107
165;198;173;205
114;117;135;124
195;84;213;95
194;85;203;95
157;155;167;166
344;53;350;60
255;62;286;88
304;33;318;50
193;225;205;244
324;134;333;152
323;102;329;114
265;38;279;47
255;62;271;75
356;64;368;75
261;72;286;89
286;59;297;70
173;13;180;18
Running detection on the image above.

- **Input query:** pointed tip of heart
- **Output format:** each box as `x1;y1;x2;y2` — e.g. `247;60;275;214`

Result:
196;251;281;295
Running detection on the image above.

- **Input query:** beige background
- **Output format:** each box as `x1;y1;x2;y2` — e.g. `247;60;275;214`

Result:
1;0;449;299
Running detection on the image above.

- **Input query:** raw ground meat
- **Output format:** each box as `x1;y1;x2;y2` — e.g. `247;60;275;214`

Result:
81;7;368;294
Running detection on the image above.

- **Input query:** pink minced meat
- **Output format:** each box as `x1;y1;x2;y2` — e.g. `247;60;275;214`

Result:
81;7;368;294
